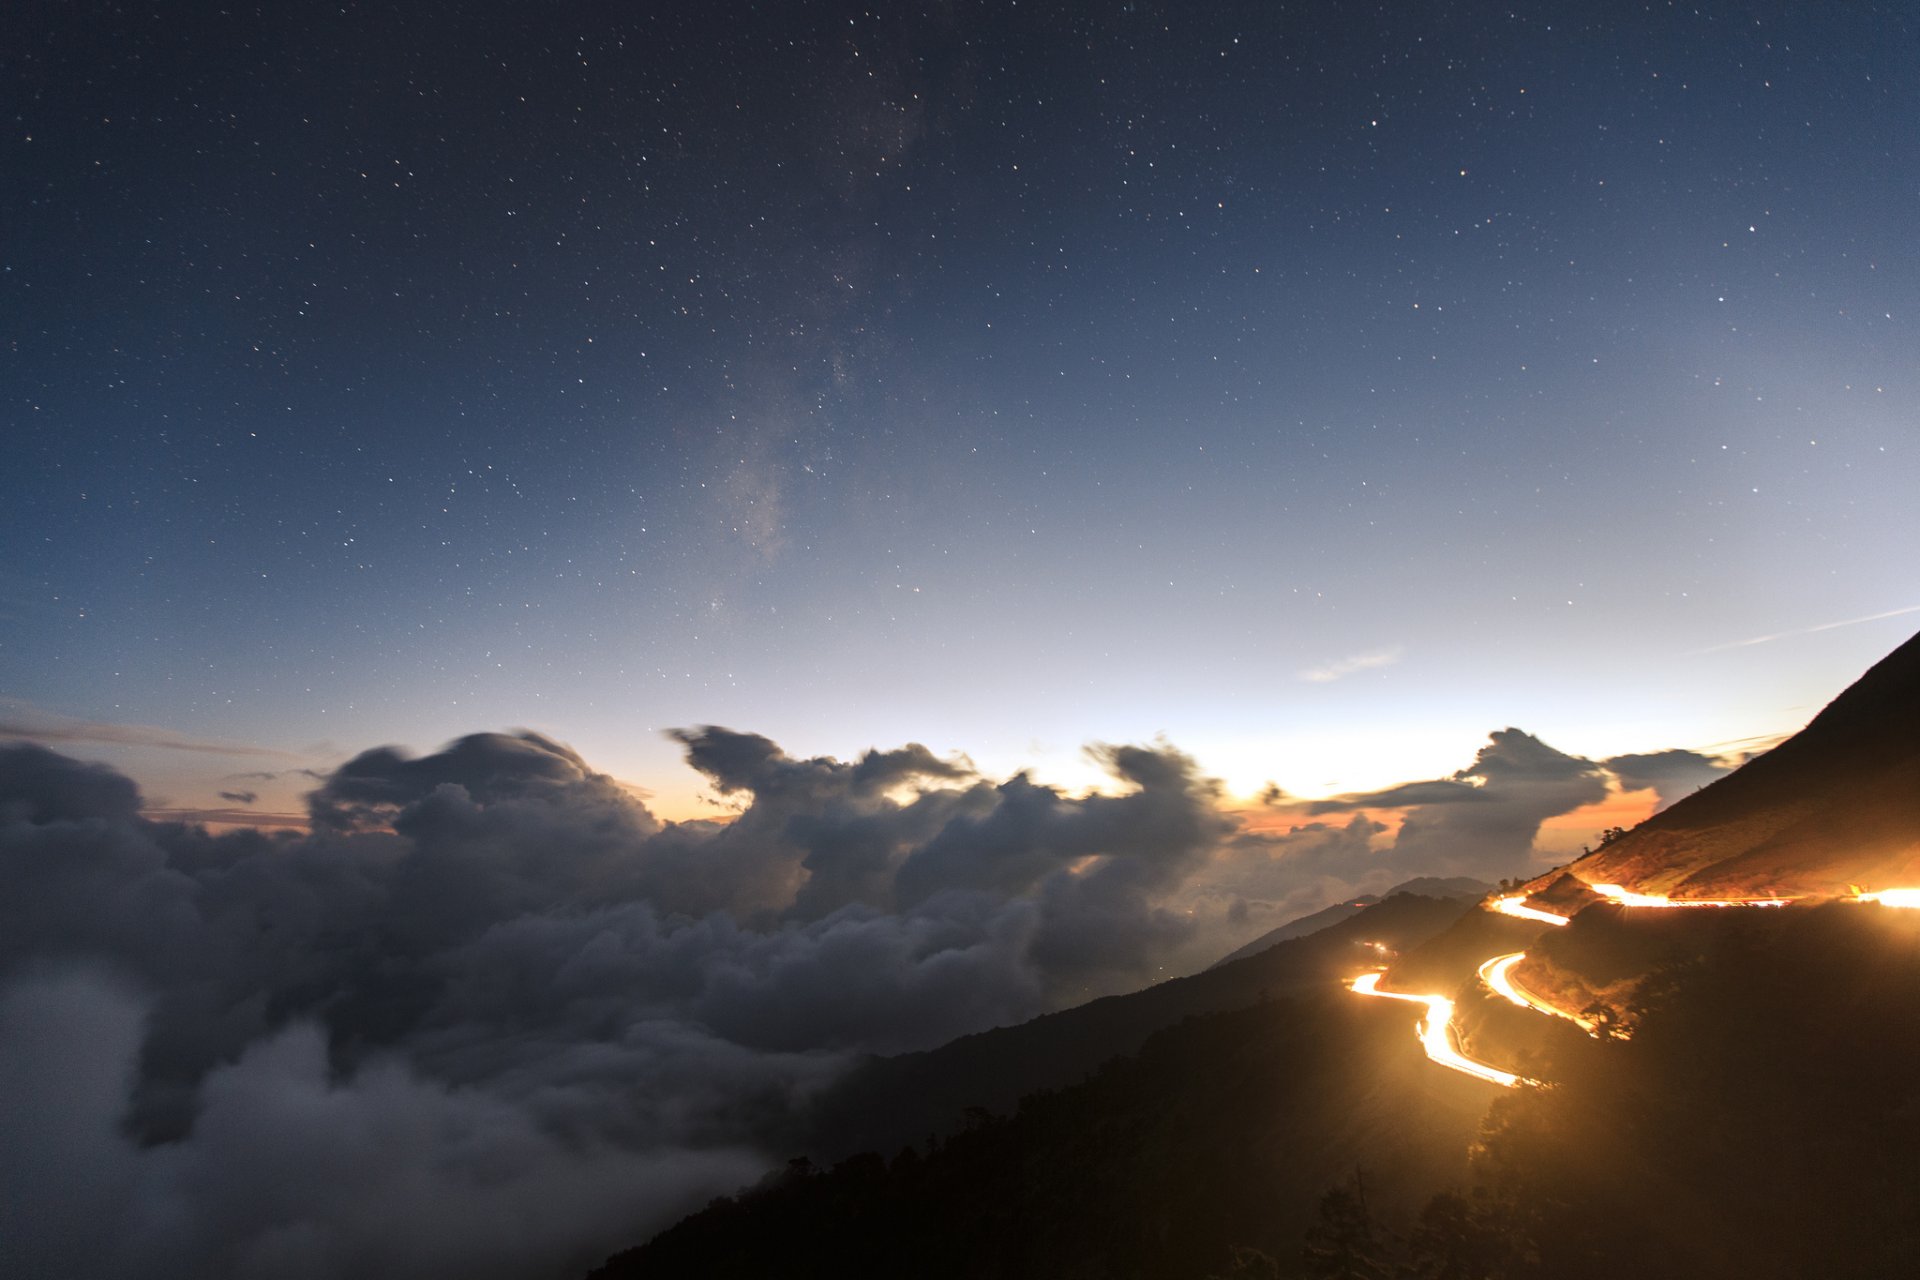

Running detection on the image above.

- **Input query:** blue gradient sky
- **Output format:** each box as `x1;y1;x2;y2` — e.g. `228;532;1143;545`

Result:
4;0;1916;818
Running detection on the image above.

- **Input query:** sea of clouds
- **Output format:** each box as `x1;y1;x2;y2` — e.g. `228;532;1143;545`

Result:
0;726;1725;1278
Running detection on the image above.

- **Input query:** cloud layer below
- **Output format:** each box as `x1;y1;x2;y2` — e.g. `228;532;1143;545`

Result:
0;724;1724;1278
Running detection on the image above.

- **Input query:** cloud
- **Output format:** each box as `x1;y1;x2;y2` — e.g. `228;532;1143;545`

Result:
0;701;313;760
1308;729;1610;880
0;721;1635;1277
0;969;762;1280
139;806;309;830
1299;646;1405;683
1;740;144;824
1603;749;1730;810
217;791;259;806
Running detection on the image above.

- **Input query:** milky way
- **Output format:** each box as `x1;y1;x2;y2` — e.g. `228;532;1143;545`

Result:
3;1;1916;811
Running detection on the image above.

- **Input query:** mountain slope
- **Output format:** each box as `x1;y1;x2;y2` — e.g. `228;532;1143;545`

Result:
1534;628;1920;898
592;978;1493;1280
1209;877;1489;970
802;891;1475;1159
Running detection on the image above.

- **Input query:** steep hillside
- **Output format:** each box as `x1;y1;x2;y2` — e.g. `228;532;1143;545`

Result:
1533;628;1920;898
803;891;1474;1159
592;982;1493;1280
1209;877;1489;970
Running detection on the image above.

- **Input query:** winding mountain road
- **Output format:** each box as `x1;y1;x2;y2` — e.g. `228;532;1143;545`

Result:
1348;971;1534;1088
1353;888;1920;1088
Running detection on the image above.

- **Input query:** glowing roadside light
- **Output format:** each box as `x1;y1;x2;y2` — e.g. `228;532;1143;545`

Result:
1350;971;1534;1088
1490;895;1570;926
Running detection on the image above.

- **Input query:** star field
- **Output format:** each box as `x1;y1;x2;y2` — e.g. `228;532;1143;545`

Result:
4;0;1916;811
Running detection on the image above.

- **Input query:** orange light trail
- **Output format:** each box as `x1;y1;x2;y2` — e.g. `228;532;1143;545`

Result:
1587;882;1793;909
1853;889;1920;908
1478;951;1600;1033
1490;895;1570;926
1350;972;1534;1088
1358;884;1920;1087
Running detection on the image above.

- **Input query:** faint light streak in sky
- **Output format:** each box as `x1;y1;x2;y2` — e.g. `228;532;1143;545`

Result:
1698;604;1920;654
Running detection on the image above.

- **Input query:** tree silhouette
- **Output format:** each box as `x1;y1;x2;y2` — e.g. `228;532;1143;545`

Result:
1301;1178;1386;1279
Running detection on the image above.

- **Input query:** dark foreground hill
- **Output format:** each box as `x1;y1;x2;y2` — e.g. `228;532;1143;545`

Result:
802;889;1477;1160
1208;877;1489;971
592;975;1495;1280
593;901;1920;1280
1455;901;1920;1280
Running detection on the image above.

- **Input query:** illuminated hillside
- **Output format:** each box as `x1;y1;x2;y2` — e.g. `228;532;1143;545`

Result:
1530;628;1920;900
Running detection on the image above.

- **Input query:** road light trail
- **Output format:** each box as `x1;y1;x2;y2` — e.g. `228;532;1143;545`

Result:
1350;971;1535;1088
1478;952;1536;1010
1490;895;1570;926
1588;883;1792;908
1478;951;1599;1033
1359;884;1920;1087
1853;889;1920;908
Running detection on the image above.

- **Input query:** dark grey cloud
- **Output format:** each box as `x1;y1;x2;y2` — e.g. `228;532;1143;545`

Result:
1304;729;1609;880
1603;749;1730;810
1376;730;1606;879
671;726;971;802
309;731;633;832
1197;814;1394;929
1308;778;1485;812
216;790;258;806
1;741;143;825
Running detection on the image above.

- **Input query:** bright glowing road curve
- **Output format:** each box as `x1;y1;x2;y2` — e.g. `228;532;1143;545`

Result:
1354;885;1920;1090
1490;895;1570;926
1350;971;1534;1088
1478;951;1599;1033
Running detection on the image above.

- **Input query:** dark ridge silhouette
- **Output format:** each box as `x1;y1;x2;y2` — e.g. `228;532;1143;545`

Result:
802;891;1475;1160
1208;876;1489;970
590;978;1493;1280
1433;903;1920;1280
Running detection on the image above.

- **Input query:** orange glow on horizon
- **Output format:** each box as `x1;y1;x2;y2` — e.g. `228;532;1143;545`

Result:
1536;788;1660;855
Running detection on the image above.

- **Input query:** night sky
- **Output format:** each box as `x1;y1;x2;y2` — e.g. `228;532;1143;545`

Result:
6;0;1917;816
7;5;1920;1277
